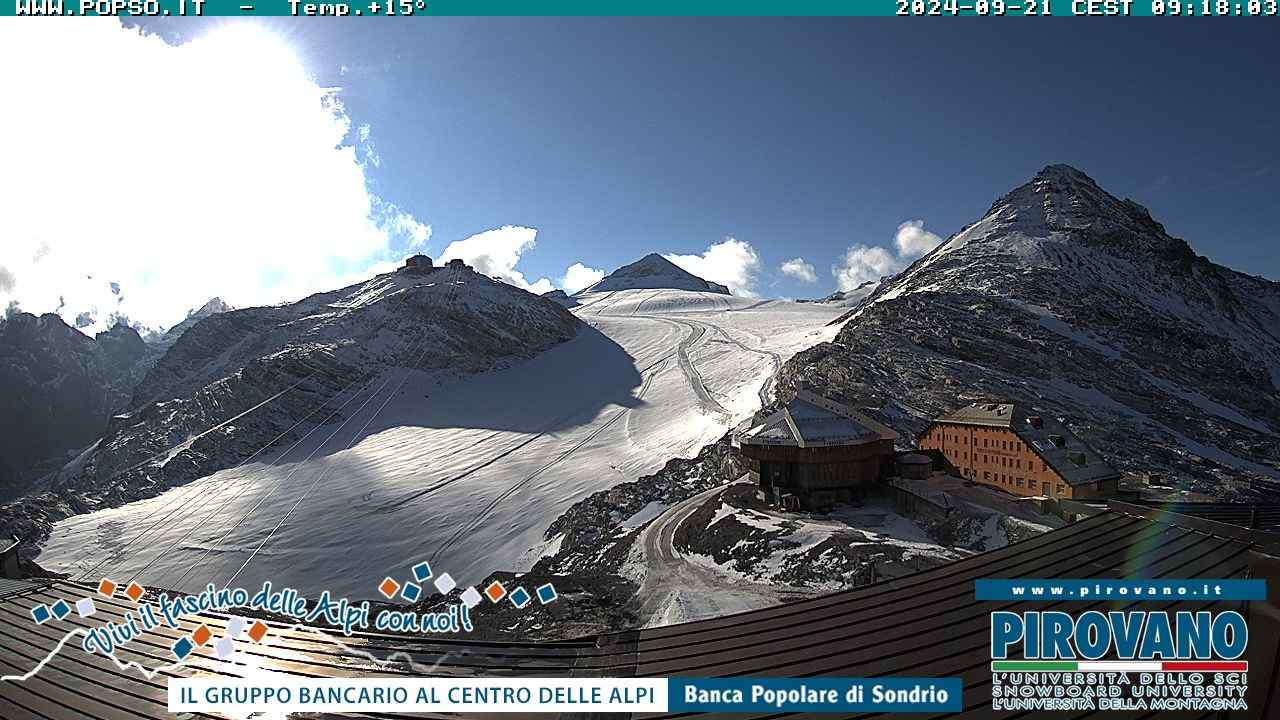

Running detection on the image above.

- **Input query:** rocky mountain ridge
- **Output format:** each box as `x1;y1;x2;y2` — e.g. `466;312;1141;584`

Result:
579;253;731;295
0;295;240;499
1;263;581;553
0;314;153;499
800;278;883;308
148;297;234;348
791;164;1279;499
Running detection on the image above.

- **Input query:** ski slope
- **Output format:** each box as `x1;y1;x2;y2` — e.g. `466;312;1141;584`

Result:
38;289;845;598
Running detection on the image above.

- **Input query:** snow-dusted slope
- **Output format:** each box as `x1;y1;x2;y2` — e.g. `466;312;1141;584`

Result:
148;297;233;349
34;284;843;598
799;279;883;309
788;164;1280;499
579;253;731;295
5;264;578;567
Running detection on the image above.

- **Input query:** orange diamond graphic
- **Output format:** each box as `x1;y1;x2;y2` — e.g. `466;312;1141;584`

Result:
248;620;269;643
377;577;400;600
484;581;507;603
97;579;117;598
191;624;213;647
124;582;145;602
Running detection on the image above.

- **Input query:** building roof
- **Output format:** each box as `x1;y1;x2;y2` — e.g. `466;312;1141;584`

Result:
897;452;933;465
736;390;898;448
929;402;1121;487
2;503;1276;718
937;401;1018;427
1136;502;1280;533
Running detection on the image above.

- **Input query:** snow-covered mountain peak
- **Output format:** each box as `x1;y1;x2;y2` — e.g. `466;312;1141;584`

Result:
150;296;235;348
579;253;731;295
797;166;1280;501
800;278;883;308
188;297;232;319
863;165;1226;319
971;164;1180;259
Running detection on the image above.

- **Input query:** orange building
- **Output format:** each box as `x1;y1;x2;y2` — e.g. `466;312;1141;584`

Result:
917;402;1120;500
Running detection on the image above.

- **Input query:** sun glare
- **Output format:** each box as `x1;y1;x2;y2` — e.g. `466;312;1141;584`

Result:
195;23;304;79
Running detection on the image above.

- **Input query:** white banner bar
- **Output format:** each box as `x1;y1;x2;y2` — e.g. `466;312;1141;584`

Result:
169;677;668;713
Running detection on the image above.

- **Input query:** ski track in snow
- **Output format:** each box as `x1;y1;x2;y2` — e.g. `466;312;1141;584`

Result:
38;289;844;599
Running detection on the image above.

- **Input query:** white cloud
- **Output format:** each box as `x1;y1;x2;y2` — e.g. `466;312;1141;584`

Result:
780;257;817;283
560;262;604;293
893;220;944;258
664;237;761;297
375;198;431;250
0;21;430;335
833;245;899;291
438;225;555;295
831;220;945;292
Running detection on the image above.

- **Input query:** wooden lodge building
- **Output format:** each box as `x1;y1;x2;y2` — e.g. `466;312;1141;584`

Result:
733;390;899;510
918;402;1121;500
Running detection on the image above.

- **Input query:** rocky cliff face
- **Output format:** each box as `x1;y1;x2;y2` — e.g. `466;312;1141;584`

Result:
1;264;580;549
781;165;1279;500
0;314;154;499
148;297;233;349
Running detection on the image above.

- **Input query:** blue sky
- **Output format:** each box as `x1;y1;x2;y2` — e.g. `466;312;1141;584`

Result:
3;19;1275;332
284;18;1278;295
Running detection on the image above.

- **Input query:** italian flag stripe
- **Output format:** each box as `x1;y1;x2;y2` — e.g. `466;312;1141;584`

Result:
992;660;1247;672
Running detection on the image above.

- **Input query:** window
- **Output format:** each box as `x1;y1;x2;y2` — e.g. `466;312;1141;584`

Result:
1029;479;1038;490
1057;484;1066;495
1016;478;1024;487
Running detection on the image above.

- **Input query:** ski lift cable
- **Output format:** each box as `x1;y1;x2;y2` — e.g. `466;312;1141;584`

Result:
144;368;393;589
93;264;452;589
220;263;462;589
159;372;385;591
86;368;326;496
69;367;334;581
147;264;458;590
89;368;380;585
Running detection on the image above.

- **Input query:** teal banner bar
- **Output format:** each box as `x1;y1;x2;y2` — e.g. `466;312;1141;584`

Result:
669;677;963;713
975;578;1268;601
9;0;1276;17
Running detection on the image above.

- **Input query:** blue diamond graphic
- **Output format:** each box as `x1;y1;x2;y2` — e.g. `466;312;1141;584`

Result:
536;583;558;605
401;582;421;602
172;637;194;660
509;587;531;609
412;561;432;582
50;599;71;620
31;604;51;624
